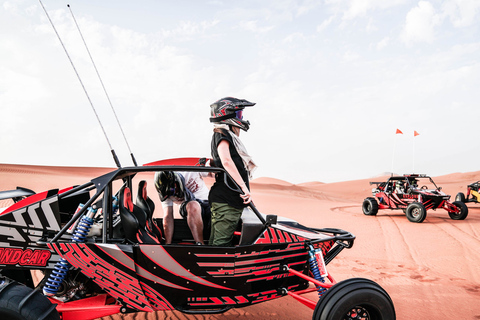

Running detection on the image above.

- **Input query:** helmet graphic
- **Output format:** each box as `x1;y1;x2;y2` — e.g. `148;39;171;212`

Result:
209;97;255;132
154;171;185;201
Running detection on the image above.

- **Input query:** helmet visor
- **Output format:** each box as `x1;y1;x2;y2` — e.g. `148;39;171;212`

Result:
235;110;243;120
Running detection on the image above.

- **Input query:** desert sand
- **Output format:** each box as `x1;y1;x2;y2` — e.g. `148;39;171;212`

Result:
1;163;479;320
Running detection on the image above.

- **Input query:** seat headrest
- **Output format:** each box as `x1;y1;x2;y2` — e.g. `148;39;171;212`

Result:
139;180;148;201
123;187;133;212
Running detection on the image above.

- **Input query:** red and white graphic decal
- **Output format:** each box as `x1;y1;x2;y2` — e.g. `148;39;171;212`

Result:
139;282;174;311
0;194;61;248
254;227;306;244
49;243;153;312
187;295;249;307
97;244;188;290
140;246;234;290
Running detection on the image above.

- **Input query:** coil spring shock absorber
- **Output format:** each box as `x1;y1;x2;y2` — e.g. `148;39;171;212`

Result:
43;205;97;296
308;244;328;297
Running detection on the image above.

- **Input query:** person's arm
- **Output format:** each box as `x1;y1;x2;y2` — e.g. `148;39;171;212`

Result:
162;205;174;244
217;140;252;204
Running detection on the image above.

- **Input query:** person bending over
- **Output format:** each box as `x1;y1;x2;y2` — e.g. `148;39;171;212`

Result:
154;171;211;245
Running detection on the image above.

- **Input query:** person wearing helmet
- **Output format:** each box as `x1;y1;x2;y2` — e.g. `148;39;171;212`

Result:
208;97;257;246
154;170;211;245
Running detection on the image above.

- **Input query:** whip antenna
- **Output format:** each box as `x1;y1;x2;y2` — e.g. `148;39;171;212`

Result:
67;4;138;166
38;0;121;168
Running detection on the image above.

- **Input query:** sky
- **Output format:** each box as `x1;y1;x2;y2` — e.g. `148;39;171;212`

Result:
1;0;480;184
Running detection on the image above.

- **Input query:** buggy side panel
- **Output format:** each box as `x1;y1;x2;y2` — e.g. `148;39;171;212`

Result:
132;241;310;311
49;243;157;312
0;191;64;269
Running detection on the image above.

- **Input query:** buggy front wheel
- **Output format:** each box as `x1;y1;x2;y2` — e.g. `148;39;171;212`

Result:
405;202;426;223
312;278;395;320
448;201;468;220
0;278;60;320
362;198;378;216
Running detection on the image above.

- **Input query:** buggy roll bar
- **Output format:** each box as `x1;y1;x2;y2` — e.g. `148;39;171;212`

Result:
51;164;269;243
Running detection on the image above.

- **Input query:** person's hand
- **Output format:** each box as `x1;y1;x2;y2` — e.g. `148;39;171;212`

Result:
240;186;252;204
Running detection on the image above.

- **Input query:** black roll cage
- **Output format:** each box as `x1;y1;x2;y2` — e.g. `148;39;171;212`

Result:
49;164;355;251
51;165;266;243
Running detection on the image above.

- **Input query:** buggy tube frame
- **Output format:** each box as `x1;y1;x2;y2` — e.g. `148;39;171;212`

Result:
282;265;337;310
50;294;122;320
49;165;269;244
443;200;461;213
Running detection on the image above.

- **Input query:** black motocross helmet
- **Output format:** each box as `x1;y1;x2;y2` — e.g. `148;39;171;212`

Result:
154;171;185;201
209;97;255;132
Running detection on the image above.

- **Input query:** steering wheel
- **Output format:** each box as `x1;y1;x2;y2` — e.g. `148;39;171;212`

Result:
421;185;428;190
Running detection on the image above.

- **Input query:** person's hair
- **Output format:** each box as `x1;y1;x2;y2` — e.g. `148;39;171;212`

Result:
213;128;228;136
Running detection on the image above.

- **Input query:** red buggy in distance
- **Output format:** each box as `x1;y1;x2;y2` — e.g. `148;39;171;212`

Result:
362;174;468;223
0;158;395;320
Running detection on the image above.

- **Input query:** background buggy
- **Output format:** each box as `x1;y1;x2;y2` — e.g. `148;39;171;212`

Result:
455;181;480;205
362;174;468;223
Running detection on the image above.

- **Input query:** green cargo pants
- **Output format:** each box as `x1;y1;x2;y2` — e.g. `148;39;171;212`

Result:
209;202;243;246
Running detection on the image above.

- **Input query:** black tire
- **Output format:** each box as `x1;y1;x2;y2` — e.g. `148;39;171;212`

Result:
312;278;395;320
0;278;59;320
362;198;378;216
405;202;426;223
455;192;466;203
448;201;468;220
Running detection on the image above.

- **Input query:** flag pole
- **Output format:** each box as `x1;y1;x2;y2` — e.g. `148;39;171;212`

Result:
392;129;403;175
391;138;396;175
413;134;415;173
413;131;419;173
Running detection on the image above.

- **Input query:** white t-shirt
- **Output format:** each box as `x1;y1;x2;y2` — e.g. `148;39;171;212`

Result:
161;171;209;208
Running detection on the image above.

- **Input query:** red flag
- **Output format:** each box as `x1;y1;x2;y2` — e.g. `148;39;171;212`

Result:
396;129;403;134
414;131;420;137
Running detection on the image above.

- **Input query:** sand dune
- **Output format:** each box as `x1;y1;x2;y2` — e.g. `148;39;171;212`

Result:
1;164;479;319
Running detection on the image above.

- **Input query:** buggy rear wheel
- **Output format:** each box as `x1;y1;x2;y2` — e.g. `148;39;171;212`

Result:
0;278;60;320
405;202;426;223
448;201;468;220
362;198;378;216
312;278;395;320
455;192;466;203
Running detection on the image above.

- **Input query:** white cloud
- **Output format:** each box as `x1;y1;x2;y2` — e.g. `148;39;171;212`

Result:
442;0;480;27
376;36;389;50
238;20;274;34
325;0;407;20
316;15;335;32
401;1;442;45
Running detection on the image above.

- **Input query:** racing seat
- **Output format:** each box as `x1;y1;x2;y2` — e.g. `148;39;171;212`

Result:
136;180;163;241
118;186;159;244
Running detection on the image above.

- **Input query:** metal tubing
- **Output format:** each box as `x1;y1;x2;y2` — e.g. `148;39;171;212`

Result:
287;268;334;289
287;291;316;310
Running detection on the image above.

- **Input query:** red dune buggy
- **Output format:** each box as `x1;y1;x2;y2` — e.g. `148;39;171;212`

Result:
1;158;395;320
362;174;468;223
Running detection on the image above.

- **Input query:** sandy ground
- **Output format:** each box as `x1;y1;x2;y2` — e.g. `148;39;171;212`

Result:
1;163;480;320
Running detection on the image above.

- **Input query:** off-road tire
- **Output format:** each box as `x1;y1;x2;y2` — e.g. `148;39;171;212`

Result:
0;278;59;320
448;201;468;220
312;277;396;320
455;192;466;203
362;198;379;216
405;202;426;223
